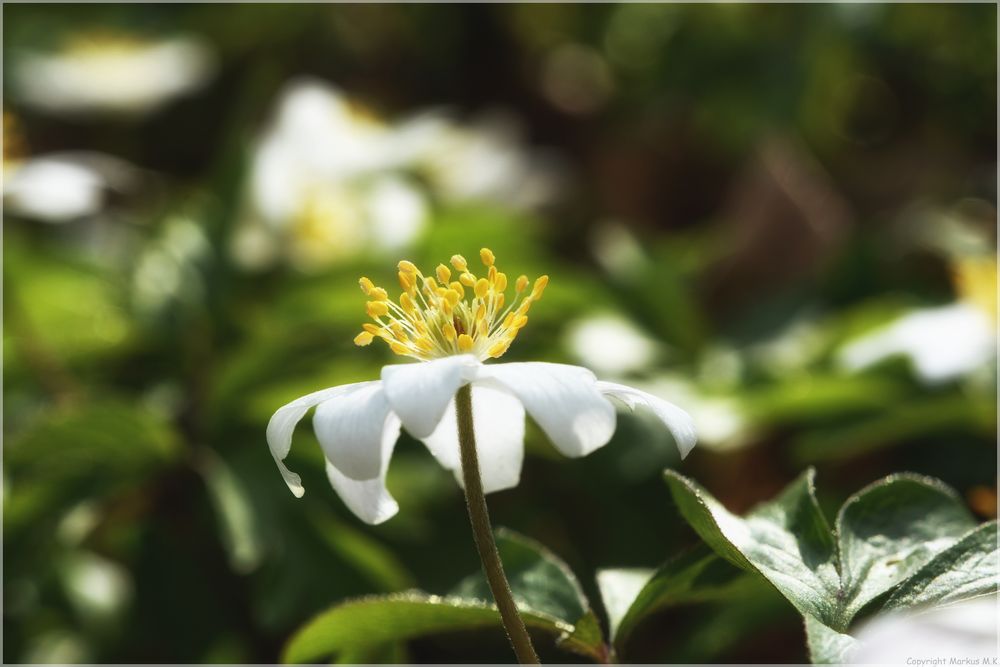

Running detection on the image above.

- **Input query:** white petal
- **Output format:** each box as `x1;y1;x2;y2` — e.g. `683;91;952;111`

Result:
313;381;390;481
479;362;616;457
325;414;401;525
596;381;697;458
266;382;371;497
420;382;526;493
381;355;478;438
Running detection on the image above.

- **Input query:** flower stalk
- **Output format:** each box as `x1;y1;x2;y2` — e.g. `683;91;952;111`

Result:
455;384;540;664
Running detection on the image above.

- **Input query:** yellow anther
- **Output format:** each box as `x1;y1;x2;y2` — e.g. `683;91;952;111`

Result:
487;341;510;358
400;292;416;313
367;301;389;318
356;253;547;361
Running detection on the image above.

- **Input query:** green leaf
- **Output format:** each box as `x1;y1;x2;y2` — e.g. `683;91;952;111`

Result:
835;474;977;624
599;548;751;648
804;614;857;664
882;521;999;613
665;469;991;663
283;593;601;664
451;528;590;627
196;450;264;574
665;468;841;626
285;528;607;663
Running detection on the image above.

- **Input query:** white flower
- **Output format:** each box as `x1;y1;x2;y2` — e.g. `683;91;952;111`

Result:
838;303;995;385
267;250;696;524
565;313;659;375
3;151;139;223
13;34;215;116
849;597;998;664
234;79;427;271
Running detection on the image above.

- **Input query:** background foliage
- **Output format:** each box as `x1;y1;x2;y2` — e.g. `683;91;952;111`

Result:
3;4;996;663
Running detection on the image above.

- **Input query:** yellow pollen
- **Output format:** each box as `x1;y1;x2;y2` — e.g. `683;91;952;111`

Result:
355;250;547;361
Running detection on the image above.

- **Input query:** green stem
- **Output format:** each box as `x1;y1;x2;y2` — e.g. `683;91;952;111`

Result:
455;384;540;664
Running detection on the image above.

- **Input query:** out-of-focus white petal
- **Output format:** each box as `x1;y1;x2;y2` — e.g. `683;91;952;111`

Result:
313;382;391;481
266;382;372;497
838;303;995;384
849;597;998;664
479;362;616;457
596;381;697;458
566;314;658;375
420;382;525;493
366;176;427;250
381;355;478;438
325;414;401;525
14;37;215;116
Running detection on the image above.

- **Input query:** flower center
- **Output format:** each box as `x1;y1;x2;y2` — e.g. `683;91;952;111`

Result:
354;248;548;361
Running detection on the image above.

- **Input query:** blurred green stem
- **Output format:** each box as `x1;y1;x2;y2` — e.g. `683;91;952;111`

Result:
456;384;540;664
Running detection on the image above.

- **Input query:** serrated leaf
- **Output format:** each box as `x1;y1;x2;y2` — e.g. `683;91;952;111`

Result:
804;614;857;664
600;548;750;648
665;468;841;626
451;528;590;627
835;474;978;625
882;521;999;612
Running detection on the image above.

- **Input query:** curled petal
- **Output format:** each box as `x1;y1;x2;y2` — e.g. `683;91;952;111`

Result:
596;381;697;458
479;362;616;458
420;381;525;494
313;382;391;481
325;414;402;525
381;355;478;438
266;382;373;497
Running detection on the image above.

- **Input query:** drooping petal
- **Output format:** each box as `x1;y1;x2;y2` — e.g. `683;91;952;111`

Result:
325;414;402;525
596;381;697;458
381;355;478;438
478;362;616;458
313;381;391;481
266;382;372;497
420;381;526;493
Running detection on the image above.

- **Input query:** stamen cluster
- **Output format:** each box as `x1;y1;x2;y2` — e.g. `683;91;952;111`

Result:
354;248;548;361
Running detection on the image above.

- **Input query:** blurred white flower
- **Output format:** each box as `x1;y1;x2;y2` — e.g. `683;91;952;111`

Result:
235;79;427;272
850;597;998;664
565;313;659;375
13;33;215;116
3;152;139;223
399;111;563;211
839;303;994;385
59;551;132;622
